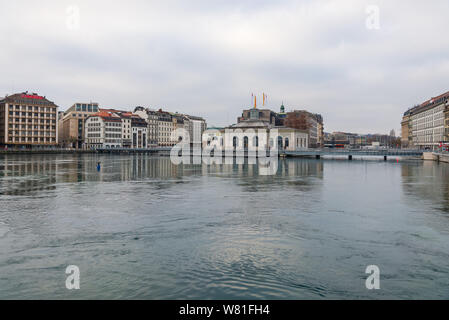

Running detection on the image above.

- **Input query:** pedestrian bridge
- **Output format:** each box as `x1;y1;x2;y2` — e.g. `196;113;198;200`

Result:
283;148;423;159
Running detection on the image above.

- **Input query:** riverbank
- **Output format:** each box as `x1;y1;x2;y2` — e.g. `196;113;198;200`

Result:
0;149;95;155
423;152;449;163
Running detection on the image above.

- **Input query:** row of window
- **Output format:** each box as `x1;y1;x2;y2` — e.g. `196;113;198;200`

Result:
8;105;55;112
9;112;56;117
9;125;56;129
8;137;56;142
9;132;56;136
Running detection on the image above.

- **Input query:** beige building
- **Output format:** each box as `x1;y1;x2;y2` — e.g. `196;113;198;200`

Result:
445;106;449;144
85;110;123;148
285;110;322;148
403;90;449;150
134;107;207;147
0;92;58;148
222;106;309;151
401;111;412;148
85;109;148;149
224;120;308;151
59;102;99;148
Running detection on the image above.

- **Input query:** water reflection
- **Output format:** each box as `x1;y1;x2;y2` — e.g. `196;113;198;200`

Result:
401;161;449;214
0;155;323;196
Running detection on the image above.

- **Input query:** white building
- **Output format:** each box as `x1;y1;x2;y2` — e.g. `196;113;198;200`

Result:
133;107;207;147
221;120;308;151
131;114;147;148
409;91;448;150
85;109;148;149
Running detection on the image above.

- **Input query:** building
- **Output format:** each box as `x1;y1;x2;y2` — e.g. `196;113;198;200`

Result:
445;106;449;143
134;107;159;146
401;110;412;148
131;114;147;148
58;102;99;148
316;114;324;148
402;90;449;150
85;108;149;149
285;110;323;148
224;106;309;151
85;110;123;148
0;92;58;148
238;102;323;149
238;108;282;126
184;114;207;146
134;107;207;147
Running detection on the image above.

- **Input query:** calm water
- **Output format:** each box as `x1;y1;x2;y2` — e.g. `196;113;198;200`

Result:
0;154;448;299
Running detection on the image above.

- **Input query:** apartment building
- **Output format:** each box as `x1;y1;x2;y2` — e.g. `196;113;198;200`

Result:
85;109;149;148
445;106;449;143
0;92;58;148
285;110;322;148
58;102;99;148
85;110;122;148
134;107;207;147
131;114;147;148
402;90;449;150
401;110;412;148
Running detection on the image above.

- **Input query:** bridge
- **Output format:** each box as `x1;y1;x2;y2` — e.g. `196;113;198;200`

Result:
282;148;423;160
92;147;424;161
94;147;172;154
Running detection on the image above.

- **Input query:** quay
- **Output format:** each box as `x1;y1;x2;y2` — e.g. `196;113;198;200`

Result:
0;147;427;161
283;149;423;161
423;152;449;164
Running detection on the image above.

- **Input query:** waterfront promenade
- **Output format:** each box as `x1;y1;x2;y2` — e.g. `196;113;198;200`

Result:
423;152;449;163
0;147;425;160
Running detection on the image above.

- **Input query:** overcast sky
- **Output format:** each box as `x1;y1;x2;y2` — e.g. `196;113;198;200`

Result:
1;0;448;134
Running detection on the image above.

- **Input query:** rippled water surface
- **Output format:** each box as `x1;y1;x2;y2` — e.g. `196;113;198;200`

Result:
0;154;448;299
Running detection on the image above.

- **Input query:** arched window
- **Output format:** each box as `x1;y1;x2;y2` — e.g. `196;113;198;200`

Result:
233;136;238;148
244;136;249;149
277;136;283;148
285;137;289;148
253;136;259;147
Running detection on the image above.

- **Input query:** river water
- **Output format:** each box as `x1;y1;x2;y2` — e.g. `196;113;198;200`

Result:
0;154;448;299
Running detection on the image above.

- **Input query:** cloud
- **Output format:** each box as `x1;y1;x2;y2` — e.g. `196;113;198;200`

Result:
0;0;448;133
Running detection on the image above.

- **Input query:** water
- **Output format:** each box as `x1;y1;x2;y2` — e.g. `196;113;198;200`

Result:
0;154;448;299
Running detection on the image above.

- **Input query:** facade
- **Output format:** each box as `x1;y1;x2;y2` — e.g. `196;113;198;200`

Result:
85;109;148;149
445;106;449;143
402;90;449;150
238;108;282;126
0;92;58;148
238;104;323;148
224;106;309;151
134;107;207;147
58;102;99;148
85;110;122;148
184;115;207;146
401;111;412;148
134;107;158;146
224;121;308;151
285;110;322;148
316;114;324;148
131;114;147;148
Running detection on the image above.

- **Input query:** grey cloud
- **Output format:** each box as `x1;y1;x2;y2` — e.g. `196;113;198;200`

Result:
0;0;448;134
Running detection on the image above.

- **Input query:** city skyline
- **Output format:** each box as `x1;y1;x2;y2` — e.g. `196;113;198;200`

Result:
1;1;449;134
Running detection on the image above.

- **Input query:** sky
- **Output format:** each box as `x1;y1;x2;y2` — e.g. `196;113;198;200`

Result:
1;0;448;134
